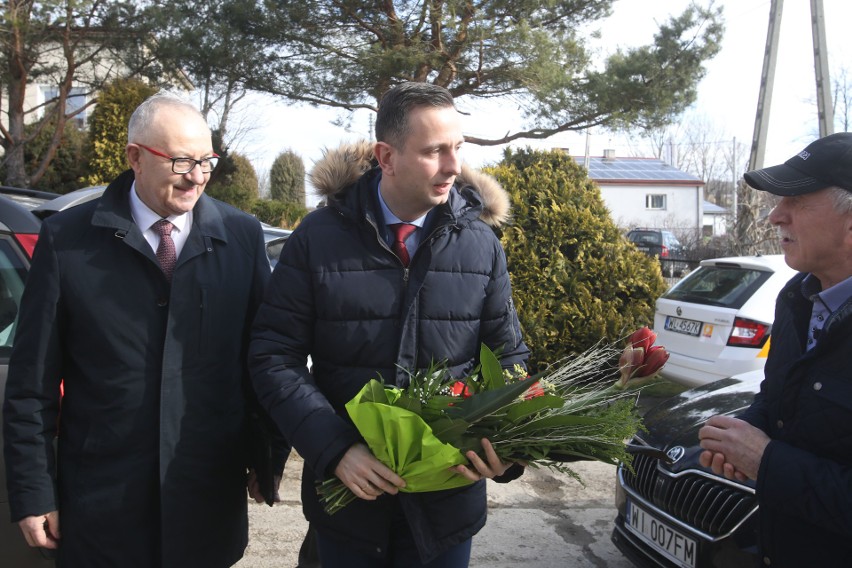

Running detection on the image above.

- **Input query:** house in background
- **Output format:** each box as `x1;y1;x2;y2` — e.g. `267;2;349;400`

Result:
702;200;728;237
572;149;705;240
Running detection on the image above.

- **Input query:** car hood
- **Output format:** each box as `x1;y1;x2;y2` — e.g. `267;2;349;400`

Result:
636;372;763;475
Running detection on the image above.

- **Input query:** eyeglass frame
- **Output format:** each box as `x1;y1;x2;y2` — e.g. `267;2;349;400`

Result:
134;143;220;174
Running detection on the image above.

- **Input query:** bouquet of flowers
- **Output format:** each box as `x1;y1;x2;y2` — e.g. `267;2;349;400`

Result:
318;327;668;514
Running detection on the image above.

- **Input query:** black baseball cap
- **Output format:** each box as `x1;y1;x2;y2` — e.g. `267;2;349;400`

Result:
743;132;852;195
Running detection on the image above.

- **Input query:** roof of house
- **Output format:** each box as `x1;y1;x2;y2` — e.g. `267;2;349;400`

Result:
703;200;728;215
572;154;704;186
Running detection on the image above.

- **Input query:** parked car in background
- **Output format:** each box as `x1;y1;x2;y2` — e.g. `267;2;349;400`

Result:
626;228;687;276
654;255;797;387
261;224;292;269
611;370;763;568
627;228;683;259
0;191;55;567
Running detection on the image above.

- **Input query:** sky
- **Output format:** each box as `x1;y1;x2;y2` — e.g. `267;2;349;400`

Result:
223;0;852;204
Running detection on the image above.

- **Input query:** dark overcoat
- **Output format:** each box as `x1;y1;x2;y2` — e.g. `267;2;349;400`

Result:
3;170;272;567
740;273;852;567
250;142;529;563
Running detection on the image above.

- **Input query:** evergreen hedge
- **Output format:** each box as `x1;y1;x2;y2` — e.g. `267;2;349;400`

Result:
269;149;306;205
486;147;666;372
86;78;158;185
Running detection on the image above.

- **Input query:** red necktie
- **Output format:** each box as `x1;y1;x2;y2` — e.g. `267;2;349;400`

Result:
153;219;177;281
390;223;417;267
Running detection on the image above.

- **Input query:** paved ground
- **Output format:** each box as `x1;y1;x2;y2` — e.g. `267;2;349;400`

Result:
236;455;633;567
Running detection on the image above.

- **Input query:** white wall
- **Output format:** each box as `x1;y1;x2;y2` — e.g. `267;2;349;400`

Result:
599;183;703;231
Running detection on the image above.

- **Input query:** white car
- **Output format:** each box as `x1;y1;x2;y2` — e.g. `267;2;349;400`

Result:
654;255;797;387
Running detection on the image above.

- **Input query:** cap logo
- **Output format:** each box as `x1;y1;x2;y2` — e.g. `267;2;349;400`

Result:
797;150;811;160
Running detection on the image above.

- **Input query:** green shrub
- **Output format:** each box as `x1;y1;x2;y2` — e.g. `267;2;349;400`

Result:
86;78;158;185
269;149;306;205
251;198;308;229
205;152;259;211
487;147;666;372
20;115;89;194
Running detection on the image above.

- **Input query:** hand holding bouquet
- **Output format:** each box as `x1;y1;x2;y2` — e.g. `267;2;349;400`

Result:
319;328;668;514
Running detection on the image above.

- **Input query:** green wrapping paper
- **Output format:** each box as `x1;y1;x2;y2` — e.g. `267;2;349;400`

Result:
345;379;474;493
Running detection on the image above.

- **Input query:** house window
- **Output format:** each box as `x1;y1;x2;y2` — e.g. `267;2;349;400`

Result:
41;86;88;126
645;194;666;210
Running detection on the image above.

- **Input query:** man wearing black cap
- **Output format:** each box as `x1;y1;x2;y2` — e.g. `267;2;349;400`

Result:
698;132;852;567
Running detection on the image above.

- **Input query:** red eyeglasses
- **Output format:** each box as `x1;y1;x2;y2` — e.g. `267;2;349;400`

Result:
135;143;220;174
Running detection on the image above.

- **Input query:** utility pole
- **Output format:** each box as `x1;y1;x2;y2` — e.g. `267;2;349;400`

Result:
738;0;833;255
748;0;784;172
811;0;834;137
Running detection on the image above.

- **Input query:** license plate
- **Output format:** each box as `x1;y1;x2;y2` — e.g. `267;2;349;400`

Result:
665;315;702;337
625;499;697;568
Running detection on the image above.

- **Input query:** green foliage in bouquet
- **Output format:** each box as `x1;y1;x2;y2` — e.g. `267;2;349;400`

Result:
485;148;667;372
318;341;651;514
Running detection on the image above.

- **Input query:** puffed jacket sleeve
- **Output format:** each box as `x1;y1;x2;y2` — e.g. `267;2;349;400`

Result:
249;227;361;479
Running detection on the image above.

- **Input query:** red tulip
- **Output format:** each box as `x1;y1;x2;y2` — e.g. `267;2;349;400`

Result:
523;380;545;400
636;345;669;378
450;381;472;398
618;346;645;379
615;328;669;389
627;326;656;354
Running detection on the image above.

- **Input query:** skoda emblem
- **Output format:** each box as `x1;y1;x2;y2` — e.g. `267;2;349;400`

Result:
666;446;685;464
676;306;683;316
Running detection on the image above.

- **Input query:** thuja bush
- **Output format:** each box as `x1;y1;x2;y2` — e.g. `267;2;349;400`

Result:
486;147;666;373
86;78;158;185
205;152;259;212
251;198;308;229
269;149;306;205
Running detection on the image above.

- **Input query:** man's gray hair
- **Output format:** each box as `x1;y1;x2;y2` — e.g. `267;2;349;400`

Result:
375;82;455;148
827;186;852;215
127;92;207;144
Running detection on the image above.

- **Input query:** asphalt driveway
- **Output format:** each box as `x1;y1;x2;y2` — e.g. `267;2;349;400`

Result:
237;455;633;567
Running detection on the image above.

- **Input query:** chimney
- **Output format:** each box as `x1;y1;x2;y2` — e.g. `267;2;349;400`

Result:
603;148;616;161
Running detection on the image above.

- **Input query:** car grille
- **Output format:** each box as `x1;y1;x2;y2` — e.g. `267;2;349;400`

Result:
622;451;757;537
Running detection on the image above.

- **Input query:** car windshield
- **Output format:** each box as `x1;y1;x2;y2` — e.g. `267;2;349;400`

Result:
628;231;662;245
663;265;772;309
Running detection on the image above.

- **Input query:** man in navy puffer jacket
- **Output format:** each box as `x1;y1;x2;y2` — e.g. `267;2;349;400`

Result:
250;82;529;567
699;133;852;567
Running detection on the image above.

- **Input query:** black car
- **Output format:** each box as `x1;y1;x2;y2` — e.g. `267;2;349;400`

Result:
627;228;687;276
611;372;762;568
0;192;56;567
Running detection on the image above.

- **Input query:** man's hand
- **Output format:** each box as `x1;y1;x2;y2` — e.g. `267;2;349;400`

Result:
698;415;770;481
452;438;514;481
335;443;406;501
18;511;61;549
247;469;282;504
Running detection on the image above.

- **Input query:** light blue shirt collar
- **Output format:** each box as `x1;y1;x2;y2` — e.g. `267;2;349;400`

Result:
376;182;428;258
801;273;852;349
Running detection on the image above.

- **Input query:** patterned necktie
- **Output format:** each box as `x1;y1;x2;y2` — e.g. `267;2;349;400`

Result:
390;223;417;267
153;219;177;282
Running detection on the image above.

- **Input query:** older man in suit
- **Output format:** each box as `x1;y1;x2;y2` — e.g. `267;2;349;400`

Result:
3;92;286;567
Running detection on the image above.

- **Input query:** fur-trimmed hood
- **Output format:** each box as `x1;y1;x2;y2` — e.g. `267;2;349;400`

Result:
308;140;511;227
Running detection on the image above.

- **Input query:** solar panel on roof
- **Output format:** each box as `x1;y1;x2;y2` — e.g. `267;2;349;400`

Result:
580;157;701;182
